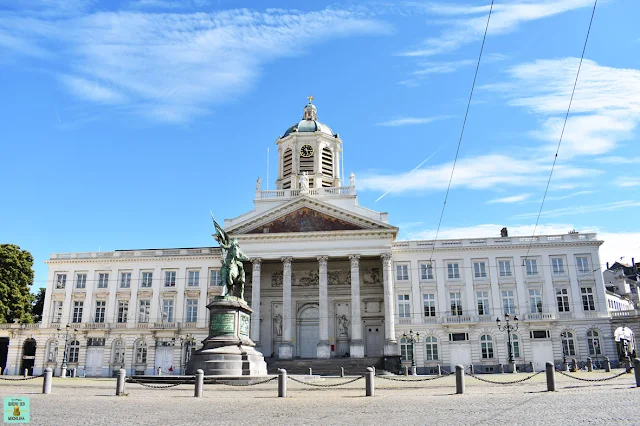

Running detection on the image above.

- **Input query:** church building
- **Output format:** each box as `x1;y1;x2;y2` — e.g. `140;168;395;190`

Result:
0;99;617;376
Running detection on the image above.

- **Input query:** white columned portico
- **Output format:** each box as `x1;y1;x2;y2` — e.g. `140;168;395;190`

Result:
250;258;262;349
349;255;364;358
317;256;331;358
381;253;398;355
279;257;294;359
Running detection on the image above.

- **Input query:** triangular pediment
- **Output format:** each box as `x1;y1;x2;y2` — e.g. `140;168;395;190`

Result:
226;196;397;235
245;207;364;234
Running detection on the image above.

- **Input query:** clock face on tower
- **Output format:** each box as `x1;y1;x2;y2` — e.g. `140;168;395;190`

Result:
300;144;314;157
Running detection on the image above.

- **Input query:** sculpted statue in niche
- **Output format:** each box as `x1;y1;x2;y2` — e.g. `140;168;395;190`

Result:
273;314;283;337
338;315;349;336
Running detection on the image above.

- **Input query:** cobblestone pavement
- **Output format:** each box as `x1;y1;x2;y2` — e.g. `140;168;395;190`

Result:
1;370;638;425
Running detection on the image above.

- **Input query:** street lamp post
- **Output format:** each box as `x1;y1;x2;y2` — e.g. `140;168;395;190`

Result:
496;314;518;374
57;324;78;378
402;330;420;375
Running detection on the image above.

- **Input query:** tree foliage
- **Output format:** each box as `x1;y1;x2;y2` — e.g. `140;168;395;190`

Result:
0;244;35;323
32;287;46;323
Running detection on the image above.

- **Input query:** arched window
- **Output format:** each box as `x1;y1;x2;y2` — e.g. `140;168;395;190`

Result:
68;340;80;363
112;339;125;365
561;331;576;356
46;339;58;362
510;334;521;358
480;335;494;359
134;339;147;364
587;330;601;356
424;336;438;361
400;337;413;362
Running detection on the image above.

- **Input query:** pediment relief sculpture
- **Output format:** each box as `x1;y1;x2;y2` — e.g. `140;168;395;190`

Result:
246;207;365;234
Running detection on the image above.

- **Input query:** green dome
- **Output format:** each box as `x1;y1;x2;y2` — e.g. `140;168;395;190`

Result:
283;120;335;137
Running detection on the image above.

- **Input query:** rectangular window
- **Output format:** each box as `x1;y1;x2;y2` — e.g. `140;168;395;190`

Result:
76;273;87;289
138;300;150;323
162;299;174;322
529;289;543;313
499;260;512;277
395;264;409;281
481;338;494;359
72;301;83;323
525;259;538;276
187;270;200;287
186;299;198;323
530;330;550;339
476;291;490;315
502;290;516;315
425;337;438;361
164;271;177;287
98;273;109;288
120;272;131;288
209;269;221;287
397;294;410;318
576;256;590;275
447;262;460;279
423;293;436;317
551;257;565;275
473;261;487;279
556;288;570;312
581;287;595;311
117;301;129;323
141;272;153;288
450;292;462;316
52;301;63;323
94;301;106;323
449;332;469;342
420;262;434;280
55;273;67;289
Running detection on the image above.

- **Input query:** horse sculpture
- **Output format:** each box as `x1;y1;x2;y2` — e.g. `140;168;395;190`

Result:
212;215;250;299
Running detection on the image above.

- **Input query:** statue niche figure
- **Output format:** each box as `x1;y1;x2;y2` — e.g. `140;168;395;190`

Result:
211;214;250;299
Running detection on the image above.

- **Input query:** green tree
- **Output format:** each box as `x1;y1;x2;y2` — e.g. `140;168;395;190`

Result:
32;287;46;323
0;244;35;323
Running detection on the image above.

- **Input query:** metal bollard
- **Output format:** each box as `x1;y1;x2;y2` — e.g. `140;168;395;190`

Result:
570;358;577;372
365;367;375;397
340;367;344;378
404;366;408;376
24;369;28;378
499;364;504;374
309;367;312;376
455;365;465;394
194;369;204;397
529;362;534;373
586;357;593;372
157;367;162;376
278;369;287;398
42;368;53;395
634;359;640;387
72;368;77;378
604;357;611;372
625;357;631;373
116;368;126;396
437;364;441;376
546;362;556;392
470;365;474;375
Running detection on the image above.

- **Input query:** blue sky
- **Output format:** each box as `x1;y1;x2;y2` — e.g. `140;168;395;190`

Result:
1;0;639;290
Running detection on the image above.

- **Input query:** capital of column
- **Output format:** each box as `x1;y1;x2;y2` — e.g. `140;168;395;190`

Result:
317;256;329;269
282;257;292;268
251;258;262;266
381;253;392;267
349;254;361;267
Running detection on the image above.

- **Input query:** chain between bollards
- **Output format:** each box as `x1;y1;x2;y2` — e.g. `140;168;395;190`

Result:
116;368;126;396
278;369;287;398
546;362;556;392
194;369;204;397
365;367;375;397
455;365;465;394
42;367;52;394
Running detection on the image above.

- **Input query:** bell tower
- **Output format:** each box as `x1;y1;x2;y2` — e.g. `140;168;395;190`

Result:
275;97;342;191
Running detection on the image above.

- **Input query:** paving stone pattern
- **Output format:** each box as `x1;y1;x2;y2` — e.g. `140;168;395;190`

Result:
0;371;638;425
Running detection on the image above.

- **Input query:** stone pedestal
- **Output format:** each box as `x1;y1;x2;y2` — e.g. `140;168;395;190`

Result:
349;339;365;358
317;341;331;359
186;296;267;376
278;343;293;359
337;336;350;358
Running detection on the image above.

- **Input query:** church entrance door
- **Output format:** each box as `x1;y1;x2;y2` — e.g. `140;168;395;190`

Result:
365;325;383;357
85;347;103;377
297;304;319;358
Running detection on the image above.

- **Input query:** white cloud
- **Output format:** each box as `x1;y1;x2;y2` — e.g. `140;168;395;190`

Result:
595;156;640;164
358;153;598;193
377;115;451;127
412;60;474;75
513;200;640;219
615;177;640;188
0;8;389;122
401;0;594;57
545;190;594;201
126;0;210;9
486;193;531;204
599;232;640;267
486;58;640;156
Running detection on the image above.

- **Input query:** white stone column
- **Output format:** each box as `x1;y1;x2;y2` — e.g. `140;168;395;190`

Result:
250;258;262;349
349;255;365;358
381;253;398;356
279;257;294;359
317;256;331;358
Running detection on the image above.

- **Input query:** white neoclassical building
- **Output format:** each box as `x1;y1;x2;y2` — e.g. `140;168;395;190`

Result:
0;100;621;376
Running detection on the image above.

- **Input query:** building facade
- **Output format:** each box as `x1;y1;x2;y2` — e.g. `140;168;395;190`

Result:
0;100;622;375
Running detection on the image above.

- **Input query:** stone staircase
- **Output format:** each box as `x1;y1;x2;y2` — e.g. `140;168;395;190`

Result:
265;357;387;375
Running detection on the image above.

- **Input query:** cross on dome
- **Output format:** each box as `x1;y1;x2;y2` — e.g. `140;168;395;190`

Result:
307;95;314;103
